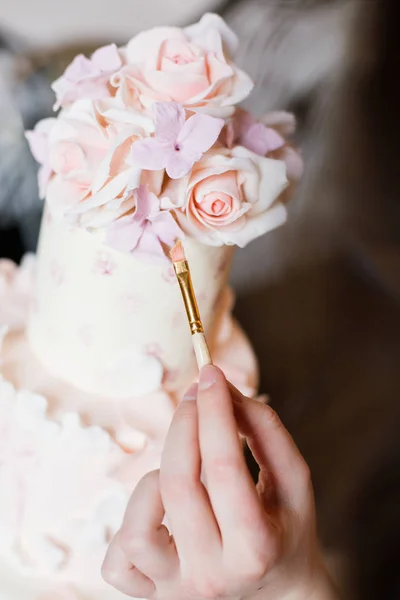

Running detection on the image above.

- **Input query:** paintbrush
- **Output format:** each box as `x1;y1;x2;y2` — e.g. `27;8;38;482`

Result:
170;241;212;370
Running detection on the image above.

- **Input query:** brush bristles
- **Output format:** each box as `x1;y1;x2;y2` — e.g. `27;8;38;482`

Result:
170;240;186;263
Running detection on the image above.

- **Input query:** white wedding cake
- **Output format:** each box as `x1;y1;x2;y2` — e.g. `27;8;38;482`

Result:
0;13;301;600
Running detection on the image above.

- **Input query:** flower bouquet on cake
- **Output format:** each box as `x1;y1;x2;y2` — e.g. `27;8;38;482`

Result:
25;13;302;399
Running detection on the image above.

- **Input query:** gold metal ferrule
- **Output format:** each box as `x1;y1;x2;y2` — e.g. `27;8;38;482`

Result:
173;260;204;335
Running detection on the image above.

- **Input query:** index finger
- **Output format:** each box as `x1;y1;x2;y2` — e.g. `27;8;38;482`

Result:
230;385;313;514
197;366;269;549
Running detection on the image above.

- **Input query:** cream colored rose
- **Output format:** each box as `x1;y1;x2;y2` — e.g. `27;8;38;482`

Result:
114;13;253;117
41;99;158;228
164;146;289;247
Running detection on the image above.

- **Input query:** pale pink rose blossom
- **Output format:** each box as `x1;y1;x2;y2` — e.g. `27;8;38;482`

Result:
165;146;289;247
113;13;254;117
39;100;155;227
52;44;123;109
130;102;224;179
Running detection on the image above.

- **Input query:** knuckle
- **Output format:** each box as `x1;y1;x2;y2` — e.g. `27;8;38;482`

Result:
101;561;121;586
262;406;282;430
160;472;198;501
297;458;312;489
194;577;225;599
119;530;149;558
175;401;197;422
208;456;243;483
238;548;271;583
235;531;280;583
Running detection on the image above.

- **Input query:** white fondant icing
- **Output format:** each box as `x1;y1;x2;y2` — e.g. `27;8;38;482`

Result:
28;211;234;397
105;347;164;398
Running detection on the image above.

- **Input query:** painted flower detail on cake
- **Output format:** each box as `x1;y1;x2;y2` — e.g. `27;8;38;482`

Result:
52;44;123;109
162;266;177;285
144;342;163;358
165;147;289;247
49;259;65;288
120;291;144;314
106;185;183;262
0;379;127;577
130;102;224;179
114;13;253;117
92;250;116;276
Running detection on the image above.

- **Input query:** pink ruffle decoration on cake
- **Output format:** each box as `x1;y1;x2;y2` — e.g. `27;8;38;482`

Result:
0;257;258;600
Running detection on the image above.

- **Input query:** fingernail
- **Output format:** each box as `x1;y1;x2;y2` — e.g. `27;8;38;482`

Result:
182;383;198;402
199;365;217;391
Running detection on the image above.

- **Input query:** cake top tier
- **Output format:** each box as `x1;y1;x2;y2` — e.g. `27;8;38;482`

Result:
26;13;303;262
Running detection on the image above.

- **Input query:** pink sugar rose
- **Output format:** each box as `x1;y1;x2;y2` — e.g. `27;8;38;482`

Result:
52;44;123;109
40;99;157;228
164;146;289;247
113;13;253;117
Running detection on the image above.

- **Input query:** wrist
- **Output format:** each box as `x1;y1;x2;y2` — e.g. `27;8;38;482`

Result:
243;556;339;600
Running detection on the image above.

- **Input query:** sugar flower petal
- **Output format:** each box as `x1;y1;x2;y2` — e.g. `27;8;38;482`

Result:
130;102;223;179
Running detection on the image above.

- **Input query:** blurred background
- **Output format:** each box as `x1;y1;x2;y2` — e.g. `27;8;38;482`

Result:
1;0;399;598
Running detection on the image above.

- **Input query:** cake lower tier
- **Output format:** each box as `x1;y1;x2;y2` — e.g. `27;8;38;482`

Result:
0;256;259;600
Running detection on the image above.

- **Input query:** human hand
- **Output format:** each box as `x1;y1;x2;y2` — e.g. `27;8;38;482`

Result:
102;365;334;600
